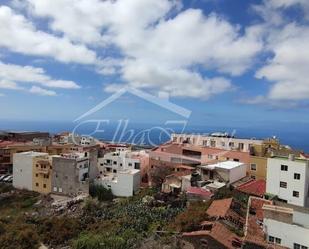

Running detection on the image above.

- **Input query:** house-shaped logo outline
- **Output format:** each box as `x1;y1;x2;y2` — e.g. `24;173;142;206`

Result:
74;87;191;122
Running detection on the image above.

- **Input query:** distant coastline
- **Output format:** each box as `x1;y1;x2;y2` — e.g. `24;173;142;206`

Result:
0;120;308;153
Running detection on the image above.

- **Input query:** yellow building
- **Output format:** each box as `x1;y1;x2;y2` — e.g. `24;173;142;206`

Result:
32;155;52;194
249;155;267;180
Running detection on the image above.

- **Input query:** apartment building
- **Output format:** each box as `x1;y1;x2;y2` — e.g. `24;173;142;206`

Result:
171;133;263;152
51;153;90;195
263;202;309;248
266;155;309;207
249;138;301;180
149;142;249;172
13;151;49;191
98;150;142;174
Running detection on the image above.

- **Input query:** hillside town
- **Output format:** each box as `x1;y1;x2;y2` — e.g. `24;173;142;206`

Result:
0;130;308;249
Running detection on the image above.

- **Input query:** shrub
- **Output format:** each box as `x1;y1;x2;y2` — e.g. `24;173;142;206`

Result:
89;184;114;202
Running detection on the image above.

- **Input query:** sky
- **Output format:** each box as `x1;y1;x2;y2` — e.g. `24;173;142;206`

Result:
0;0;309;132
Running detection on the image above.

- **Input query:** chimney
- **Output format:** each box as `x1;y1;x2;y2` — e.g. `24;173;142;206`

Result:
288;154;295;161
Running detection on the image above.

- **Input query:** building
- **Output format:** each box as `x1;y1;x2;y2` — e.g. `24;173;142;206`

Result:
0;130;49;142
266;155;309;207
263;202;309;248
32;155;53;194
249;138;301;180
95;169;140;197
51;153;90;195
171;133;263;152
98;150;142;174
198;161;247;185
149;142;249;176
13;151;49;191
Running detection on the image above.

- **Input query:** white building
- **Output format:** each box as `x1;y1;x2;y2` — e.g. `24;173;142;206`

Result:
266;156;309;207
199;161;247;185
171;133;263;152
98;150;141;174
13;151;48;191
95;169;140;197
263;203;309;248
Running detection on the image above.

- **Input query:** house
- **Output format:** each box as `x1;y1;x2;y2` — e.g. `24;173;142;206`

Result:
186;186;213;201
95;168;140;197
244;196;274;248
161;171;191;194
263;201;309;248
182;221;243;249
13;151;49;191
51;153;90;195
206;198;245;230
236;179;266;197
266;155;309;207
199;161;247;186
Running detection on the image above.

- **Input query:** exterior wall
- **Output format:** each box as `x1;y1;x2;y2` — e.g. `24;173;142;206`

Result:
266;157;309;207
228;164;247;183
32;156;52;194
171;133;263;152
249;156;267;180
264;218;309;248
51;157;89;195
98;151;141;174
96;170;140;197
13;153;34;191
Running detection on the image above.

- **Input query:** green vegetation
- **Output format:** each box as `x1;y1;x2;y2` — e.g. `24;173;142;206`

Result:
89;184;114;201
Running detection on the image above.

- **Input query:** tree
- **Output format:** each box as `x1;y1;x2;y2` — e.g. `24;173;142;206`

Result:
149;166;174;187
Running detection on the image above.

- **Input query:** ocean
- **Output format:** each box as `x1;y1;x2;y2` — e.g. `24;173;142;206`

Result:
0;120;308;153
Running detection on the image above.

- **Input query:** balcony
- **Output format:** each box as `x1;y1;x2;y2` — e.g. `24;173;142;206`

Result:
36;168;50;174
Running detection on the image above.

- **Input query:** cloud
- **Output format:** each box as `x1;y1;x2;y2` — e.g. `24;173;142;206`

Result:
29;86;57;96
0;60;80;90
23;0;263;99
0;5;97;64
253;1;309;102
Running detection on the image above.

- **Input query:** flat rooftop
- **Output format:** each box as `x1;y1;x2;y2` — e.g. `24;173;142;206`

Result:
18;151;48;157
200;161;244;170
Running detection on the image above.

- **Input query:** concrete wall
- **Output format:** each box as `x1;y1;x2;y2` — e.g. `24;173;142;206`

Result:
229;164;247;184
264;218;309;248
267;157;309;207
52;157;89;195
249;156;267;180
13;153;34;191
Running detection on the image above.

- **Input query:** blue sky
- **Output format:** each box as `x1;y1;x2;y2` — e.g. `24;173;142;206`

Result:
0;0;309;131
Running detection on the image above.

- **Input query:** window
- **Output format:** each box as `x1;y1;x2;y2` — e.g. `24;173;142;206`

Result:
293;243;307;249
281;165;288;171
275;238;281;244
208;154;213;159
293;191;300;198
269;236;274;243
250;164;257;171
113;169;117;173
120;163;122;167
294;173;301;180
229;142;234;147
113;161;117;165
36;173;38;177
43;184;46;188
35;183;39;187
280;181;287;188
128;163;132;167
251;175;256;179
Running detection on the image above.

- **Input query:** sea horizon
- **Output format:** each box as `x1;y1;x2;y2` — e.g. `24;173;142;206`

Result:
0;119;308;153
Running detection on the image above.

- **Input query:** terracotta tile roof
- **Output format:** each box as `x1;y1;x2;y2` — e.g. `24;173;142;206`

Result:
236;179;266;197
186;187;213;197
245;197;273;247
206;198;233;217
168;170;192;178
183;221;242;249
